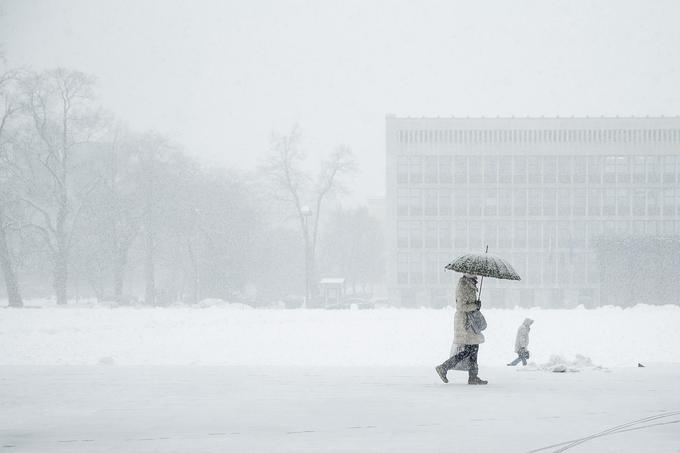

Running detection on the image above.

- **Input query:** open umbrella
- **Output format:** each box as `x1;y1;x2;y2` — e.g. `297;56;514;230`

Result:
444;246;521;299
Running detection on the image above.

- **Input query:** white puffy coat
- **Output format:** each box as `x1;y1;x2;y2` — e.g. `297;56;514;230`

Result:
453;276;485;345
514;318;534;352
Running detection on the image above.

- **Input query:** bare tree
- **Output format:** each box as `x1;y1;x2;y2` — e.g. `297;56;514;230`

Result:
262;127;355;303
0;66;23;307
20;68;101;305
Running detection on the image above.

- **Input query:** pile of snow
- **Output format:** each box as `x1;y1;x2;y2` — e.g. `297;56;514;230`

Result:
520;354;608;372
1;304;679;367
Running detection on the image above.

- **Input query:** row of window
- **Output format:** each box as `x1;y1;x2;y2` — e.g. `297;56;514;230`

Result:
396;188;680;218
397;129;680;145
396;219;678;251
396;155;680;185
396;251;599;286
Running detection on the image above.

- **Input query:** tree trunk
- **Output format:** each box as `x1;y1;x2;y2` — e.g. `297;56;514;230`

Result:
53;249;68;305
0;222;23;308
112;247;127;302
54;194;69;305
144;226;155;305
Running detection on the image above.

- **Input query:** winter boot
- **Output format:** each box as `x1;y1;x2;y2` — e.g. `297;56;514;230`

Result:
435;365;449;383
468;376;488;385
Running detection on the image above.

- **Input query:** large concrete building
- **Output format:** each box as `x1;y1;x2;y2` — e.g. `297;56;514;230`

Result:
385;116;680;308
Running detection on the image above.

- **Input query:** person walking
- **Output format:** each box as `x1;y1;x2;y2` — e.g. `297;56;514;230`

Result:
435;274;488;385
507;318;533;366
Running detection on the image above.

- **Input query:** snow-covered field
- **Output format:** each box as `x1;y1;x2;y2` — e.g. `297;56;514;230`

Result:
1;304;679;452
1;303;679;367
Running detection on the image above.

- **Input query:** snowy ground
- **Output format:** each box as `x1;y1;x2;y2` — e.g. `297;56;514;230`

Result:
1;304;679;451
1;365;678;452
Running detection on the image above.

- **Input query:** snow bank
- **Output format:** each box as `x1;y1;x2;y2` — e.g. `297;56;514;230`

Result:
1;304;679;367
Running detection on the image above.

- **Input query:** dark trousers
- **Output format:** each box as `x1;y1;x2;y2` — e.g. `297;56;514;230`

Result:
441;344;479;377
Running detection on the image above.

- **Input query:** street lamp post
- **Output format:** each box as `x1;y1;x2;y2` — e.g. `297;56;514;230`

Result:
301;206;313;308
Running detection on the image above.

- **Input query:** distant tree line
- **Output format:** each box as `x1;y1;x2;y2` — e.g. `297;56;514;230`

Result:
0;65;385;307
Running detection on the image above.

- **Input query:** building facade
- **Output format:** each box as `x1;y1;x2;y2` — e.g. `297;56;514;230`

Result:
385;116;680;308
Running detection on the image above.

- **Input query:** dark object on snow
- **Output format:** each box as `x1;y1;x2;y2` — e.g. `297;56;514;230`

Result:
638;363;645;367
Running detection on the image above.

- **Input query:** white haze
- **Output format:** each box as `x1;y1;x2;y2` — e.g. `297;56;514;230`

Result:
2;0;680;201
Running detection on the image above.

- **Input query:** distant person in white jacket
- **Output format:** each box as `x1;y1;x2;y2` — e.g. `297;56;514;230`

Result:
507;318;533;366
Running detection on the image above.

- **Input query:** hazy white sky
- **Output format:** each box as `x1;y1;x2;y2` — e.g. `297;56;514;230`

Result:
2;0;679;201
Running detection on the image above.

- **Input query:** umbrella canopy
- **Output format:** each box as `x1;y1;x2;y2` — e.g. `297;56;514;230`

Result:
445;253;521;281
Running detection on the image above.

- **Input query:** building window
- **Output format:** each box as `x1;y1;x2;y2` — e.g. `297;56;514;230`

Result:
558;189;571;216
647;190;660;216
425;222;437;248
528;222;541;250
632;156;645;183
513;189;527;216
468;221;482;250
469;157;483;184
632;190;646;216
425;254;440;285
454;189;467;216
573;157;587;183
484;189;498;216
397;189;409;217
588;189;602;216
469;192;482;216
528;189;542;216
439;156;452;183
603;189;616;216
424;189;438;216
573;189;586;216
439;221;452;248
573;222;586;248
616;156;630;183
663;156;676;184
544;222;557;250
409;156;422;184
543;157;557;183
514;156;527;183
499;223;512;249
663;189;675;217
397;156;408;184
499;156;513;183
410;189;422;216
454;221;467;250
528;157;542;184
588;157;602;184
397;221;409;248
410;221;422;248
410;253;423;284
617;189;630;216
439;189;452;216
484;156;498;184
514;221;527;248
544;189;556;216
484;222;498;249
647;156;661;183
397;254;408;284
454;156;467;184
604;156;616;183
558;156;572;183
424;156;438;183
499;190;512;216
